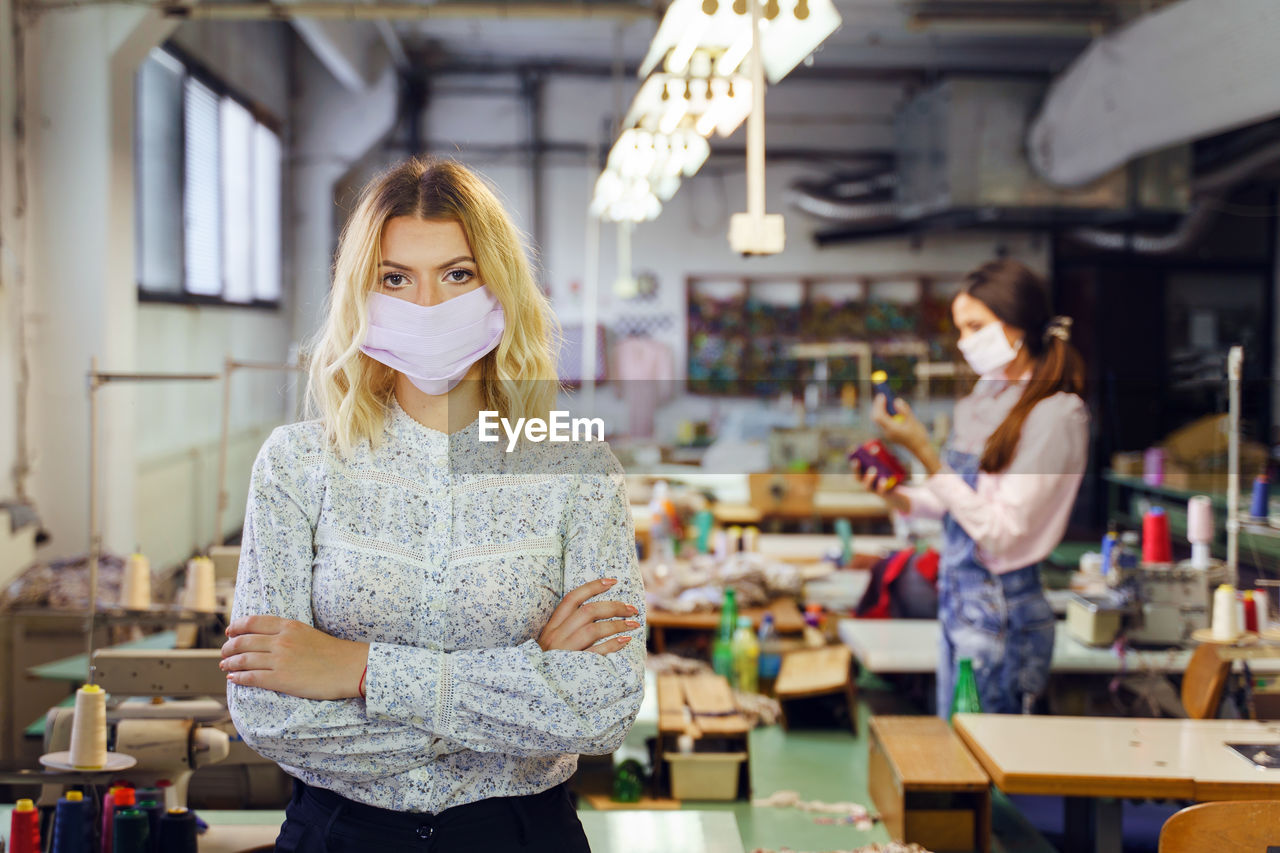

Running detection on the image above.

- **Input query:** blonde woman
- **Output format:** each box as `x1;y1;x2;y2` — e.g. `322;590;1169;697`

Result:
221;158;645;852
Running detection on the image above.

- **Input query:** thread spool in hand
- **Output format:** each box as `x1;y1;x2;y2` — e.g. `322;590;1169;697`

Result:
184;557;217;613
871;370;901;419
121;552;152;610
157;808;198;853
68;684;107;770
1142;507;1172;564
1212;584;1242;641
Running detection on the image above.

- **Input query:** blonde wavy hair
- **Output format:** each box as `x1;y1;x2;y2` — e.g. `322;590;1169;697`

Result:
307;157;561;456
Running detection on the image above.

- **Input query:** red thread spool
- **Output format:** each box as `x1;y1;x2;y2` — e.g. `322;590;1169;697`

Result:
10;798;40;853
1142;507;1172;564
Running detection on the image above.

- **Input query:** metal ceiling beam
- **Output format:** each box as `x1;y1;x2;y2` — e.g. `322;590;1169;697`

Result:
160;2;657;21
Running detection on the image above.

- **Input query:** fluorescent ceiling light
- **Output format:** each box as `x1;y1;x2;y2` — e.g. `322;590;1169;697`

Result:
639;0;842;85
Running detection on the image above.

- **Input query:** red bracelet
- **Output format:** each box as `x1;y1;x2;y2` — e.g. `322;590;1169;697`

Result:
358;665;368;699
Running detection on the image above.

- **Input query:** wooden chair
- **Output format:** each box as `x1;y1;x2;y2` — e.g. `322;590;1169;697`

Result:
1181;642;1231;719
1159;801;1280;853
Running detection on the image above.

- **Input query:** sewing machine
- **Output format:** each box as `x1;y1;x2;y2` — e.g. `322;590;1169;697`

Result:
1068;560;1227;647
41;649;231;808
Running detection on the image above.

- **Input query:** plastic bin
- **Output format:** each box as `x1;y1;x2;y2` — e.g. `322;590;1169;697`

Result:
663;752;747;801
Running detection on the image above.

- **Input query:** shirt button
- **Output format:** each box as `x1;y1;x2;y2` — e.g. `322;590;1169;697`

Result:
430;454;447;468
417;824;434;839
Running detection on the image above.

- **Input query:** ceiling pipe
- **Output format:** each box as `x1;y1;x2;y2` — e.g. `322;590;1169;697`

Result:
787;168;899;222
1029;0;1280;187
1067;137;1280;256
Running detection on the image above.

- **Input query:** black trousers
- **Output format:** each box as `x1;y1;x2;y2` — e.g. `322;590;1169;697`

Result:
275;778;592;853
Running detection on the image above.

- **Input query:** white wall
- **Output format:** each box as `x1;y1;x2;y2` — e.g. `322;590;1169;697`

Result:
135;20;297;568
0;0;22;511
0;7;299;574
16;5;174;566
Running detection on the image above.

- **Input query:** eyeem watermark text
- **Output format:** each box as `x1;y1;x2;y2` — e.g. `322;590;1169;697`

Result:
478;411;606;452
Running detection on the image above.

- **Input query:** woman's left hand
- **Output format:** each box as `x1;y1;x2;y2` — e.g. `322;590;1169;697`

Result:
221;615;369;701
871;394;931;459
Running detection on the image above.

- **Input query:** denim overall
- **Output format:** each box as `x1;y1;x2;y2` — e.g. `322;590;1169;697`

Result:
936;446;1056;717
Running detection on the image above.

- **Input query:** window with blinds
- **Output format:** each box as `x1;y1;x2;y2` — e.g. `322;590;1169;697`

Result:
135;47;282;306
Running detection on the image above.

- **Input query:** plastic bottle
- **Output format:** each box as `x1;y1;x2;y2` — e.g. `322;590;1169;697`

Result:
757;613;783;684
693;509;714;554
835;518;853;568
712;589;738;681
803;603;825;648
732;615;760;694
950;658;982;720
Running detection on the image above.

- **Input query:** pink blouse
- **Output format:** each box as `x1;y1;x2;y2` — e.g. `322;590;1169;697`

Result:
899;378;1089;574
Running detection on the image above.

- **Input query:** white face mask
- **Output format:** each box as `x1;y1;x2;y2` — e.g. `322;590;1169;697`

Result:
957;321;1021;377
360;286;505;396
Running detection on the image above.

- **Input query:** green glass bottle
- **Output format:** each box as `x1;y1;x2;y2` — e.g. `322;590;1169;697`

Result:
950;658;982;720
611;758;645;803
712;589;738;682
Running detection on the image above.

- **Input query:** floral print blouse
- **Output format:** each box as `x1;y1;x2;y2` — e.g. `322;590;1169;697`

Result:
226;399;646;812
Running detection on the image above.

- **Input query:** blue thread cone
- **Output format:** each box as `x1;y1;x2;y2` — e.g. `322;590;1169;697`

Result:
1251;475;1270;520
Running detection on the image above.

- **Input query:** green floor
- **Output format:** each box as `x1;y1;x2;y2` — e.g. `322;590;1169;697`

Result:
586;695;1057;853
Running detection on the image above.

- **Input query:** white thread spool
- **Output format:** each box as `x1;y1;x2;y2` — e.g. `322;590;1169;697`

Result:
1187;496;1214;570
742;526;759;554
1212;584;1241;641
713;530;728;562
727;526;743;554
68;684;108;769
185;557;216;613
121;552;152;610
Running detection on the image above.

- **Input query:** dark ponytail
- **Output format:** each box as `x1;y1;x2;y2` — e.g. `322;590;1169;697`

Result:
958;259;1085;474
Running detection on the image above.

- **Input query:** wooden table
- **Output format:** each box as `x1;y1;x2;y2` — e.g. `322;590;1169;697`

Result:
837;619;1280;676
648;597;806;654
755;533;900;564
953;713;1280;853
869;716;990;852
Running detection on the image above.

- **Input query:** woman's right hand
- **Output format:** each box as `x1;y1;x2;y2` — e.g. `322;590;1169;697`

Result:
850;458;912;515
538;578;640;655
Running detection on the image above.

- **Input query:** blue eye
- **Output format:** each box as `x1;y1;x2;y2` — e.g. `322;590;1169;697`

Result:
382;273;410;288
445;269;474;285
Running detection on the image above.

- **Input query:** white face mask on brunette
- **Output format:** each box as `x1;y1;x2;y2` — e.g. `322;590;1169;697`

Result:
957;320;1021;378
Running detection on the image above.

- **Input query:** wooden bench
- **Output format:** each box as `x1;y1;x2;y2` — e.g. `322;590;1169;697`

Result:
774;645;857;734
868;716;991;853
654;673;751;800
